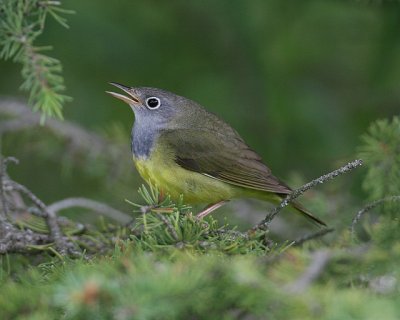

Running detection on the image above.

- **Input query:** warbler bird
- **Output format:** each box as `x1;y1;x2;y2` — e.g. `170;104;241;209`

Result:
107;83;326;226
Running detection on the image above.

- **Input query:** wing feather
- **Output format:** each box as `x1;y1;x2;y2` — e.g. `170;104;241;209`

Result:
159;128;292;195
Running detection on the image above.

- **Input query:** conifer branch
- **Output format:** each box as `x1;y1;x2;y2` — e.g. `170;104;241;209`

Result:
351;195;400;239
252;159;363;232
0;0;73;120
358;116;400;201
155;213;180;242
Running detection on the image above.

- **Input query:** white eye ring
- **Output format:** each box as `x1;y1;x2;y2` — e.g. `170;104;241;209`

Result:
145;97;161;109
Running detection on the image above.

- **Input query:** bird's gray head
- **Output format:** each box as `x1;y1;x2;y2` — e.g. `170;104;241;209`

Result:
106;82;196;127
107;82;201;158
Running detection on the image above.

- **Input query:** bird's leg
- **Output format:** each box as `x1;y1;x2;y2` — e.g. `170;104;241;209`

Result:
158;188;166;203
196;200;229;219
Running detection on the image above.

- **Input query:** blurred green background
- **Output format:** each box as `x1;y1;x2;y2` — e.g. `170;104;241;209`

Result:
1;0;399;228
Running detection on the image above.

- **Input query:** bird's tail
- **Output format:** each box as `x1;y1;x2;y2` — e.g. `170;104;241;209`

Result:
253;190;327;227
290;200;327;227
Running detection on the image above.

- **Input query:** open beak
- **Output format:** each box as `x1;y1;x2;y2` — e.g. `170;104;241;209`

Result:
106;82;140;105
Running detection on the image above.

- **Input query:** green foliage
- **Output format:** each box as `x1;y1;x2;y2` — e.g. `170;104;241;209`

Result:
1;1;400;318
0;252;287;320
1;228;400;319
0;0;73;120
1;172;399;319
53;253;292;320
358;116;400;200
357;116;400;220
128;185;271;255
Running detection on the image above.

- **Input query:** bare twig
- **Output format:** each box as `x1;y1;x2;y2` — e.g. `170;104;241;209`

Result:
293;228;334;246
48;197;131;224
351;195;400;239
286;249;331;293
252;159;363;231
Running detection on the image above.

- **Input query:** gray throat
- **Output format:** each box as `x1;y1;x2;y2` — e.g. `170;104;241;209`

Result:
131;120;161;159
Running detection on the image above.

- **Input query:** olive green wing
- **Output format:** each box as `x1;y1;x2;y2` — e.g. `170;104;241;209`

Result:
159;128;327;227
158;128;292;195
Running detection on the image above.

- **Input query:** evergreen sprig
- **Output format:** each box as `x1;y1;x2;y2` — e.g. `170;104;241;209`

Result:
358;116;400;200
127;185;271;255
0;0;73;121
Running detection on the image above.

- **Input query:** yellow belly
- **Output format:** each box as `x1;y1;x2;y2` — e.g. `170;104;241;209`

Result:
133;144;321;225
133;148;237;204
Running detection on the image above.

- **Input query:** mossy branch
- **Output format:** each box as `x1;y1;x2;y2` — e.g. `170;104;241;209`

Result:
0;155;131;257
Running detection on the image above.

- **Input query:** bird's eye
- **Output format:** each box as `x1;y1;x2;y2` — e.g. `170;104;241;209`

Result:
145;97;161;109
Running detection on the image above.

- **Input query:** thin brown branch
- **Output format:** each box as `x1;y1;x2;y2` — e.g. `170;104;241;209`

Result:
24;40;50;90
252;159;363;232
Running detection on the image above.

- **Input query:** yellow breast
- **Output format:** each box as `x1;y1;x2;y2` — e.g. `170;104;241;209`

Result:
133;146;237;204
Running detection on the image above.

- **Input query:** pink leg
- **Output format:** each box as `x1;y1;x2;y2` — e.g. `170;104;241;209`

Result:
196;200;229;219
